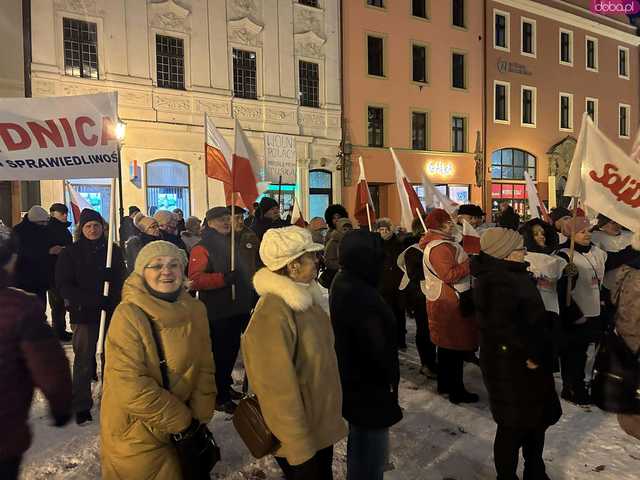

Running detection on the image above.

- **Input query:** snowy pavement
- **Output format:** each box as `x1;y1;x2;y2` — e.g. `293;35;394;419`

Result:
21;324;640;479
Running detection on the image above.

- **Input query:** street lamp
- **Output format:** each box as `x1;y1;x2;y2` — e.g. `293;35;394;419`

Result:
115;121;126;142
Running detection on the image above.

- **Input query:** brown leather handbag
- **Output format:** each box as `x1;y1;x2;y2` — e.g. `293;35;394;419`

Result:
232;395;279;458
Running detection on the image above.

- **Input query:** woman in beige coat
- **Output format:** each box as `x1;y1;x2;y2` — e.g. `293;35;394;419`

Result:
242;226;347;480
100;241;216;479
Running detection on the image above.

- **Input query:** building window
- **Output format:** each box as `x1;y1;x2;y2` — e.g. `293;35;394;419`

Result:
299;61;320;108
494;10;510;51
309;170;333;219
156;35;185;90
491;183;529;218
521;18;536;57
521;86;536;127
146;160;190;217
492;148;536;180
63;18;99;79
559;93;574;131
494;81;510;123
586;37;598;71
416;184;470;206
619;104;631;138
560;29;573;65
586;98;598;125
412;112;427;150
452;52;466;89
413;0;427;18
451;116;466;153
413;44;427;83
367;35;384;77
368;0;384;7
368;107;384;147
299;0;319;6
233;49;257;99
619;46;629;79
453;0;465;28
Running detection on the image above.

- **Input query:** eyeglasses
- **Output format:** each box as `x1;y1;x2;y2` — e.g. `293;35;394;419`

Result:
144;261;182;272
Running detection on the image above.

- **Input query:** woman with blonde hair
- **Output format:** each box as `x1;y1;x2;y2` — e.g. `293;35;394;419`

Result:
100;240;216;479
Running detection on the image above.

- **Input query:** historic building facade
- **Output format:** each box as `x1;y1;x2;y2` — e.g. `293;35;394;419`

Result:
29;0;342;221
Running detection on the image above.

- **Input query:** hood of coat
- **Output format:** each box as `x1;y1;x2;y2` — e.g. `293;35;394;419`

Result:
338;230;385;286
253;267;325;312
121;273;194;327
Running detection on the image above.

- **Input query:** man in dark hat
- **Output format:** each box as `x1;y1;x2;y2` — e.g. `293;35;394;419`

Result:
188;207;256;413
119;206;141;244
56;208;126;425
47;203;73;341
250;196;288;240
457;204;485;229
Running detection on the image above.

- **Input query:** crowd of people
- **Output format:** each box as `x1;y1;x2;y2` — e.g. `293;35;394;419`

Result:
0;195;639;480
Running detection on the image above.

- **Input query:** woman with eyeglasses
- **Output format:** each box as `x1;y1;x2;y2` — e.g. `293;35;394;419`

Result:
124;213;162;273
472;227;561;480
100;240;216;479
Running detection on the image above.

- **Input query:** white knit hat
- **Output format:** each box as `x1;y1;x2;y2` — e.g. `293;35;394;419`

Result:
260;226;324;271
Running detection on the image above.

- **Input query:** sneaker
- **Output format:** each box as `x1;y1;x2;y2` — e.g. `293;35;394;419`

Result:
449;391;480;404
561;387;591;406
215;400;237;414
419;366;438;379
229;388;244;401
75;410;93;426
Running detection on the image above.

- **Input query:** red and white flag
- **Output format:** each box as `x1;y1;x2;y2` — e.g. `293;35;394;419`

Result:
65;181;92;224
390;147;425;230
204;113;233;205
354;156;377;229
524;171;551;223
422;172;457;215
291;197;305;227
461;219;481;255
233;119;269;209
565;113;640;231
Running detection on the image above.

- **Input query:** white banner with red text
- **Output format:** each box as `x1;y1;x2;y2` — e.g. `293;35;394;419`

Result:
0;92;119;180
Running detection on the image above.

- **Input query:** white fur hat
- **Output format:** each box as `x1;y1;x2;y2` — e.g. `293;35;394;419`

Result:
259;226;324;271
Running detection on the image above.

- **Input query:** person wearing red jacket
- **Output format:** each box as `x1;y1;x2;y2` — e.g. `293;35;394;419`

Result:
0;225;72;479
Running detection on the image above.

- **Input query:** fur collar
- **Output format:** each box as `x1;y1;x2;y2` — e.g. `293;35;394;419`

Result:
253;268;325;312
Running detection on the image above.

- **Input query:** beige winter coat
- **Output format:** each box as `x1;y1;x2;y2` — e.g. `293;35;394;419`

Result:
100;274;216;479
613;265;640;441
242;268;347;465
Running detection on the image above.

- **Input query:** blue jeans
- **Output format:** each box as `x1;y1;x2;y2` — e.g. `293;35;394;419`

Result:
347;424;389;480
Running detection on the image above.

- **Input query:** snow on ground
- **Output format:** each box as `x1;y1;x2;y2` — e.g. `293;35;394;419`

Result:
21;322;640;479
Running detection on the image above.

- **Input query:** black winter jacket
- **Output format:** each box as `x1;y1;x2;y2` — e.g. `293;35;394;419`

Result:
47;218;72;284
55;237;126;325
13;214;51;295
472;252;561;428
379;234;405;299
118;216;139;244
329;230;403;429
250;215;288;240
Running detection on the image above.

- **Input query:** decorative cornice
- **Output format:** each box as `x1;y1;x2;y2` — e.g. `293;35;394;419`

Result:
228;16;264;46
148;0;191;33
294;31;326;59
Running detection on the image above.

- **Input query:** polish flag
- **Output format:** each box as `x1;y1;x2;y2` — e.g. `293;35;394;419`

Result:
354;156;377;229
204;113;233;205
65;182;92;224
291;197;306;227
233;119;269;208
461;219;481;255
524;171;552;224
391;147;425;230
422;172;457;215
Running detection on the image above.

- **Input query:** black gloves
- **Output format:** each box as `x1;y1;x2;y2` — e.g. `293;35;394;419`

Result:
98;295;112;310
102;267;114;283
223;271;237;287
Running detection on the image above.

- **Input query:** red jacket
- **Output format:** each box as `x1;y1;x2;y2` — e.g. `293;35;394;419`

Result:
422;231;478;351
0;272;72;460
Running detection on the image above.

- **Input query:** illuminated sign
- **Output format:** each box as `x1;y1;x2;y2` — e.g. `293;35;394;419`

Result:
426;160;454;177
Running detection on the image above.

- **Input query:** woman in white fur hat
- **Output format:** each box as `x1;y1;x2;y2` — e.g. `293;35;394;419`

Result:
242;226;347;479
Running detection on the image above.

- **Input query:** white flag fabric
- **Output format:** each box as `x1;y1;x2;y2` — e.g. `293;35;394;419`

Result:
66;181;92;224
0;93;119;180
390;147;425;230
565;113;640;231
421;173;457;215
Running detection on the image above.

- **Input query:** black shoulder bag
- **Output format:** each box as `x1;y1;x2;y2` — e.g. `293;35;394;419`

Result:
145;316;221;478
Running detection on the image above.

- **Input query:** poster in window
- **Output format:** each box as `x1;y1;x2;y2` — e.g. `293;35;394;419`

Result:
264;133;297;184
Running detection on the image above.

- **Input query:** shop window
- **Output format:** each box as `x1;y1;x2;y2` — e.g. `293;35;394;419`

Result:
146;160;190;217
414;184;469;207
491;183;528;218
63;18;99;79
66;178;112;220
491;148;536;180
309;170;333;219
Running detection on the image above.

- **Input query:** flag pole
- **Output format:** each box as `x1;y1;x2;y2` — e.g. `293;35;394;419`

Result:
416;207;427;232
565;198;579;307
365;203;373;231
204;113;210;209
277;175;283;211
231;124;236;302
97;178;116;383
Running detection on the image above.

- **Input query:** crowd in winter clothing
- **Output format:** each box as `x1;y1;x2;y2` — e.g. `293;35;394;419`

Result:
2;196;639;480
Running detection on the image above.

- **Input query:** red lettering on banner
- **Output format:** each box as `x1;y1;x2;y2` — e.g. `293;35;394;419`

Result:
589;163;640;208
58;117;77;147
0;123;32;150
26;120;64;148
75;116;98;146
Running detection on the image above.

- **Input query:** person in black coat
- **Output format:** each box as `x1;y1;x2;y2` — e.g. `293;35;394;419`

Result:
118;206;140;245
472;228;561;480
250;196;288;240
13;206;52;302
47;203;73;341
56;209;126;426
330;229;402;480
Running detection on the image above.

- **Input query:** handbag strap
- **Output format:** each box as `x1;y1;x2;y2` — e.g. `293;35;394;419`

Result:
145;315;171;391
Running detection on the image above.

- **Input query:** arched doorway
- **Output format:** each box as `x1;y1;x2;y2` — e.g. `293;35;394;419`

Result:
145;160;190;216
490;148;537;218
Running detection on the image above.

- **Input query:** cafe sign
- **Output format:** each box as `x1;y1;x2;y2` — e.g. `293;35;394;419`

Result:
426;160;455;178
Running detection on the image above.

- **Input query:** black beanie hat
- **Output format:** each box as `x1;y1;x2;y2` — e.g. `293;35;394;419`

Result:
549;207;571;224
458;204;483;217
259;197;279;213
129;206;141;216
78;208;104;230
50;203;68;214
